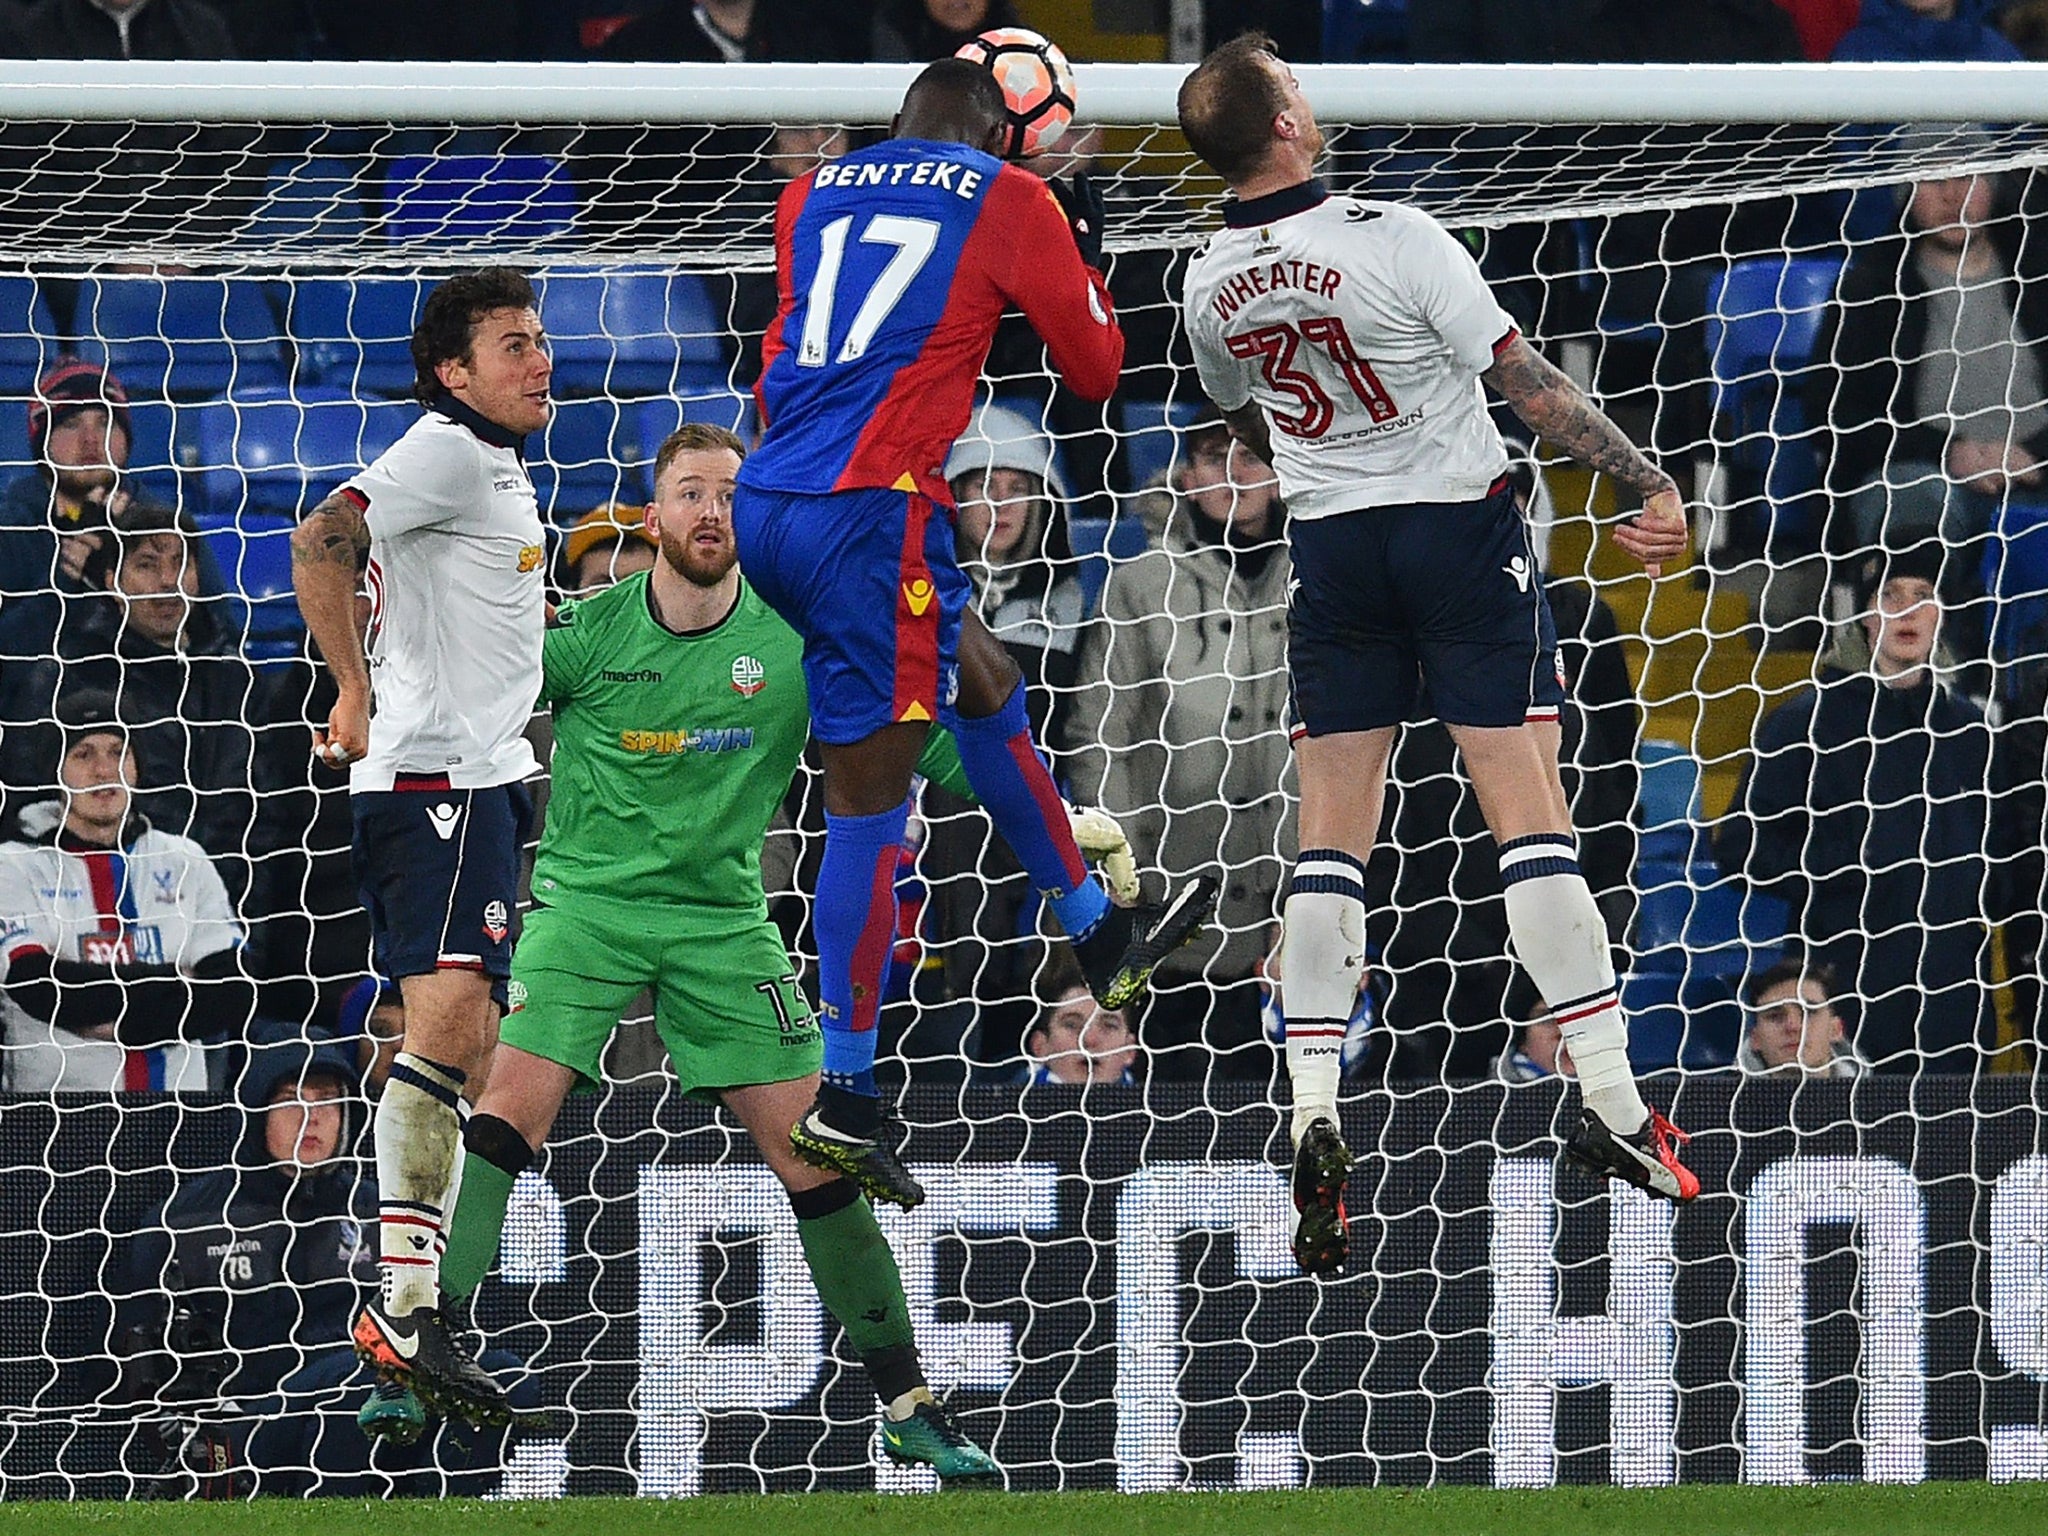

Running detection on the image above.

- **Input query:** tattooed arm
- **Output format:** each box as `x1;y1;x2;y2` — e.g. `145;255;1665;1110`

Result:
1482;335;1689;576
289;489;373;764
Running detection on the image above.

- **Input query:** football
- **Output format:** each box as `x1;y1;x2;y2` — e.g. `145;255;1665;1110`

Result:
954;26;1077;160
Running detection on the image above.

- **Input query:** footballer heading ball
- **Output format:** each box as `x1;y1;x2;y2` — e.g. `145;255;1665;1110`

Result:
955;26;1077;160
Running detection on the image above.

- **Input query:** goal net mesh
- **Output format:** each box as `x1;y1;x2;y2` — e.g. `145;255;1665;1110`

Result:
1;74;2046;1497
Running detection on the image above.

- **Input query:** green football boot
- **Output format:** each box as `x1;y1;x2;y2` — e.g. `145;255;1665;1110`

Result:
357;1378;427;1447
878;1401;1001;1484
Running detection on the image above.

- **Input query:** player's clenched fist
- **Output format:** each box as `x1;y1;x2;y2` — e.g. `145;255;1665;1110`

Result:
314;685;369;767
1613;486;1689;579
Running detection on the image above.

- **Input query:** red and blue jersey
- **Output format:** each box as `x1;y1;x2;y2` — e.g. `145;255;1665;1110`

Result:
742;137;1124;505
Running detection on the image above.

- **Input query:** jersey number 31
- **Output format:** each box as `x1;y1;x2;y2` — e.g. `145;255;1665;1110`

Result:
797;214;941;368
1225;317;1398;440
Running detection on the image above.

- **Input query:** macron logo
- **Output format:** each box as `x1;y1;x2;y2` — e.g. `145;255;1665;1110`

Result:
427;803;462;842
1503;554;1532;594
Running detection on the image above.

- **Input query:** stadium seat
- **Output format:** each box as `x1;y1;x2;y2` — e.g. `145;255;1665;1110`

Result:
194;510;301;651
383;155;578;247
1636;739;1701;863
1619;970;1684;1070
290;278;429;395
532;395;637;517
0;277;61;380
1119;398;1200;492
186;388;414;516
73;276;289;398
1322;0;1410;61
239;156;370;250
123;399;183;505
538;269;732;395
1703;255;1844;547
628;392;759;470
1982;497;2048;663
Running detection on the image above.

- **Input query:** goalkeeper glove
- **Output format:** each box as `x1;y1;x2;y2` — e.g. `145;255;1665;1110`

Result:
1066;802;1140;905
1050;172;1107;269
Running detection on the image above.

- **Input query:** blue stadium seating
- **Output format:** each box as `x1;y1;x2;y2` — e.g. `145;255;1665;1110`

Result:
1704;255;1845;546
384;155;577;246
537;269;731;395
1120;398;1199;492
186;388;414;516
239;157;369;250
194;510;301;654
1982;498;2048;663
1619;970;1685;1070
531;395;637;516
1322;0;1410;60
0;277;60;380
628;392;760;467
122;399;183;505
73;277;289;398
290;278;428;395
1636;738;1701;863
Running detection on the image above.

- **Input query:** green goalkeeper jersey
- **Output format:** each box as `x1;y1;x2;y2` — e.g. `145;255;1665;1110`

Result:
533;571;966;923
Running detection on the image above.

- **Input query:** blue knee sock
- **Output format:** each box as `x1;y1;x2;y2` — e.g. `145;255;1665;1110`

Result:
816;800;910;1097
952;681;1110;941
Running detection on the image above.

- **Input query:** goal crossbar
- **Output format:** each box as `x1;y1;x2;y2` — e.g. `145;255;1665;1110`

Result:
0;60;2044;127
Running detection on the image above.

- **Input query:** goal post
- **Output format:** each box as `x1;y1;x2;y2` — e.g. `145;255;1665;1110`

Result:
0;59;2044;1498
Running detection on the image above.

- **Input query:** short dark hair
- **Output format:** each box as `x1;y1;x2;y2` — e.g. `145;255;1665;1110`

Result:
410;267;539;405
1746;957;1838;1009
89;500;196;588
1177;32;1290;185
652;423;746;486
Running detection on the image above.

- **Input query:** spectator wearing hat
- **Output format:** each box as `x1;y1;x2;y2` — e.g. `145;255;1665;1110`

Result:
0;688;257;1092
115;1021;526;1496
0;502;286;906
1715;545;2027;1072
560;501;659;597
906;404;1090;1065
1063;403;1293;1076
0;357;136;660
1737;956;1867;1078
942;402;1086;749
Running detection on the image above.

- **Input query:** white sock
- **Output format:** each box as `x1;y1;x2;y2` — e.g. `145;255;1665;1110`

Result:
1497;834;1649;1135
437;1103;469;1269
377;1051;467;1316
1282;850;1367;1147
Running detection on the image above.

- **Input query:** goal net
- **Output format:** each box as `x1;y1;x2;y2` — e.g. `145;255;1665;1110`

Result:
1;58;2046;1497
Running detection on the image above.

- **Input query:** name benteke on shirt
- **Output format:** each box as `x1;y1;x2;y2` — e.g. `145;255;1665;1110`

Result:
1212;259;1345;324
812;158;987;200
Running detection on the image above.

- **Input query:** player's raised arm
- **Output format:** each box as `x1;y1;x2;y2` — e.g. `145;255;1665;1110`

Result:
289;487;372;764
988;165;1125;401
1482;334;1689;578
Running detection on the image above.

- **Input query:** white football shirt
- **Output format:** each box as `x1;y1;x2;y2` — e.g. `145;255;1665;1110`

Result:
340;403;545;793
1183;185;1515;519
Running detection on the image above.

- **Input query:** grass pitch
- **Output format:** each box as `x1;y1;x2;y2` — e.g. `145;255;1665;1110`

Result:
7;1486;2048;1536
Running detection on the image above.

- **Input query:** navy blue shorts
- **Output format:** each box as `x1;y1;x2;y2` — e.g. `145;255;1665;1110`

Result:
350;779;533;1009
1288;481;1566;735
732;482;970;745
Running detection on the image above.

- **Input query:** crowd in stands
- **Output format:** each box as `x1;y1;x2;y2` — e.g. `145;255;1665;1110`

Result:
0;4;2040;1497
0;9;2031;1105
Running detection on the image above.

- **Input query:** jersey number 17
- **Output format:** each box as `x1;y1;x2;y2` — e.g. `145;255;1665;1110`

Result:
797;214;941;368
1225;316;1398;440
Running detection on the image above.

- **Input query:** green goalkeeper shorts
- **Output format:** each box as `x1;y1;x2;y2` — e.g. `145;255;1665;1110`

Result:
502;899;820;1097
